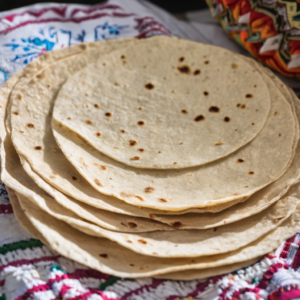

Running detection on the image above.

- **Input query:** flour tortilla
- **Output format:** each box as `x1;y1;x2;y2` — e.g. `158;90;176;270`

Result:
4;40;246;217
14;181;298;258
53;37;271;169
9;185;300;278
52;60;296;210
4;42;300;230
154;258;261;281
11;41;295;210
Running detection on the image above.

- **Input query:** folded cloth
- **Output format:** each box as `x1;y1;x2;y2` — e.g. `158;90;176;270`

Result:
1;1;300;299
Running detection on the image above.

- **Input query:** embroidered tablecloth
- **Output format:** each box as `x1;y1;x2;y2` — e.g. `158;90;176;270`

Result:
1;1;300;299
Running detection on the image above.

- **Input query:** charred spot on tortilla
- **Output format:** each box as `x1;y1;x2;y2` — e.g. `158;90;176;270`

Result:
137;120;145;126
128;222;137;228
177;65;190;74
145;83;154;90
130;156;140;160
159;198;168;203
145;187;155;193
138;239;147;244
129;140;137;146
209;106;220;113
99;253;108;258
194;115;205;122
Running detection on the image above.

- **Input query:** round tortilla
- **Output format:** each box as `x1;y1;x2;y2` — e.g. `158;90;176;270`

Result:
53;37;271;169
4;40;243;218
51;61;296;210
13;181;299;258
9;185;300;278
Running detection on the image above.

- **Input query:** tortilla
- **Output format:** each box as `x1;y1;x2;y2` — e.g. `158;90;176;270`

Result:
3;41;246;220
51;59;296;210
14;183;298;258
4;41;300;230
10;40;295;210
53;37;271;169
154;258;261;281
9;185;300;278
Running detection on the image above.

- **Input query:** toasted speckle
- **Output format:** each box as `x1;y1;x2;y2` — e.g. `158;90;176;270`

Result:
135;195;144;201
121;129;126;133
105;112;112;117
145;187;155;193
179;57;184;62
232;63;238;69
173;162;177;165
214;142;224;146
137;120;145;126
194;115;205;122
27;123;35;128
138;239;147;244
85;120;93;125
203;91;209;96
204;60;209;64
121;55;126;59
158;151;161;153
248;171;255;175
130;156;140;160
94;104;100;109
94;179;104;187
194;69;201;75
95;132;101;137
99;253;108;258
34;146;43;150
274;111;278;115
17;94;22;100
179;142;183;145
72;177;77;180
241;104;246;109
129;140;137;146
181;109;188;114
177;65;190;74
128;222;137;228
12;112;19;115
171;222;182;228
138;148;145;152
159;198;168;203
138;107;142;110
209;106;220;113
237;159;244;163
224;116;230;122
145;83;154;90
245;94;253;98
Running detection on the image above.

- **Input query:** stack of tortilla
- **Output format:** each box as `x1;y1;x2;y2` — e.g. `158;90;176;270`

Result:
1;36;300;280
